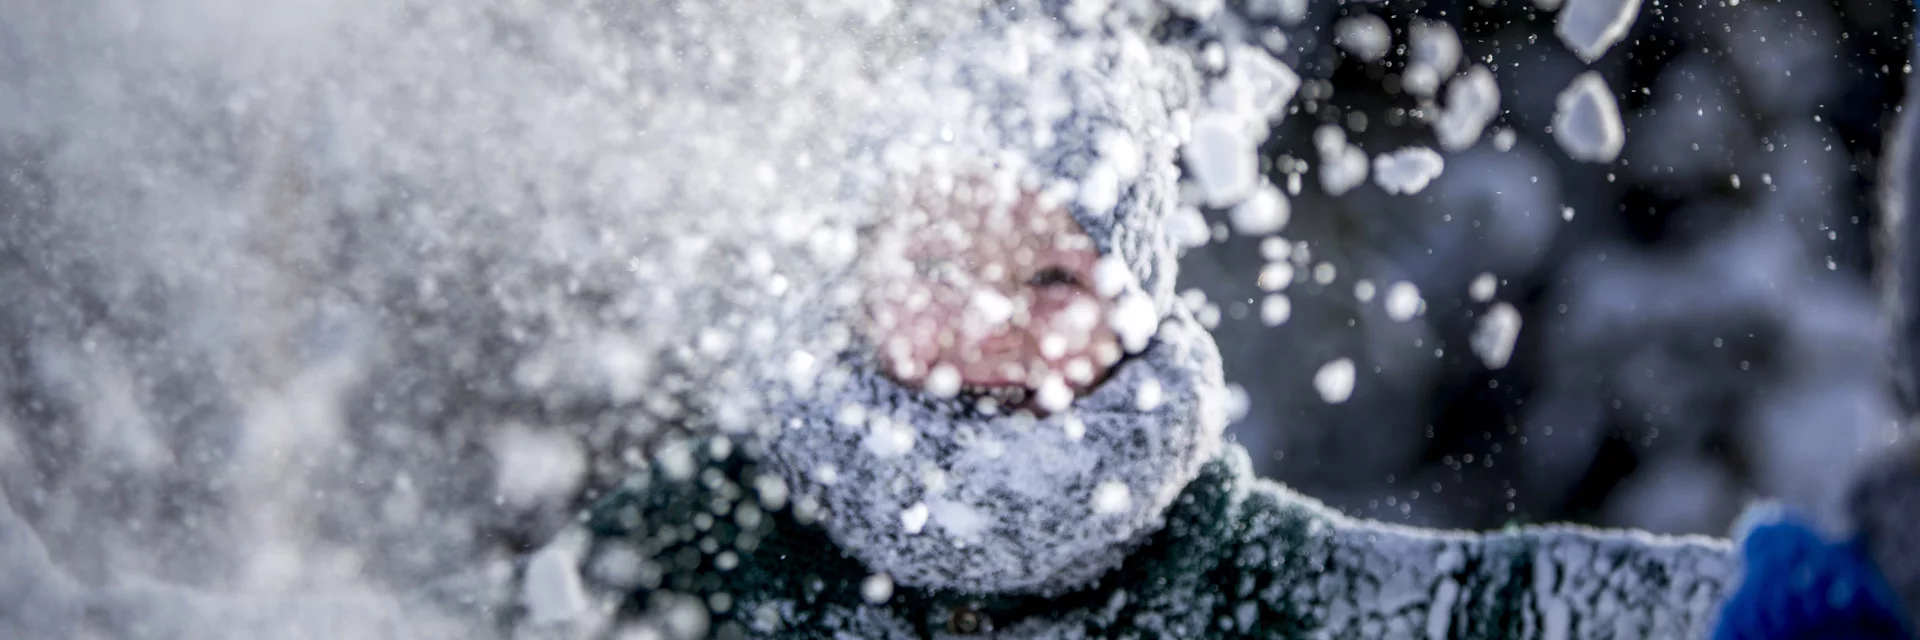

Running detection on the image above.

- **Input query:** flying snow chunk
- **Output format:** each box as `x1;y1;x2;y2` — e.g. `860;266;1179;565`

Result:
1471;302;1524;369
1404;20;1463;98
1373;147;1445;195
522;545;588;625
1036;375;1073;413
1260;294;1292;326
1314;358;1357;404
1236;49;1301;116
1110;294;1159;354
1244;0;1307;25
1229;186;1291;236
1314;125;1369;196
1552;72;1625;163
901;502;930;534
1091;480;1133;515
1186;113;1259;206
861;573;895;604
1470;272;1499;302
925;364;962;399
1335;14;1392;63
1385;281;1423;322
1434;66;1500;152
1556;0;1642;62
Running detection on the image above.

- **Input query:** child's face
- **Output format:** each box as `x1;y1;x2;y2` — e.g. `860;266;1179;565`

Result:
864;176;1121;413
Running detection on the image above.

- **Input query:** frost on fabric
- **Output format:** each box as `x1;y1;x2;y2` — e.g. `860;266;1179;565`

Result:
1434;66;1500;152
1372;146;1446;195
1555;0;1643;62
1553;71;1626;163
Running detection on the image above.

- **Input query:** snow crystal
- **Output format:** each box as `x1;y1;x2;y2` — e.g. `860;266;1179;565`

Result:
1314;358;1357;404
1471;302;1524;369
1335;14;1392;64
1434;66;1500;152
901;503;930;535
1229;186;1291;236
1403;20;1463;98
1260;294;1293;326
1090;480;1133;515
1556;0;1643;62
1244;0;1308;25
860;573;895;604
1186;113;1260;206
521;544;588;625
1372;146;1446;195
1470;273;1499;302
1385;282;1423;322
1552;72;1625;163
1314;125;1370;196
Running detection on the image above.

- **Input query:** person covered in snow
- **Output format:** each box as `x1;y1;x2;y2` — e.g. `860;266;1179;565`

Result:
513;16;1915;639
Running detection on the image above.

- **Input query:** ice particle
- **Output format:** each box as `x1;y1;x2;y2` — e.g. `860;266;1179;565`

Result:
1385;281;1423;322
1091;480;1133;514
1335;14;1392;63
1229;186;1291;236
1186;113;1259;206
1434;66;1500;152
861;573;895;604
1372;146;1446;195
1552;71;1625;163
1471;302;1524;369
1556;0;1643;62
1314;358;1357;404
901;502;930;534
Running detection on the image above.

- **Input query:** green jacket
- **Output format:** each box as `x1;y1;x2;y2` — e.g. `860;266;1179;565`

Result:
567;439;1734;639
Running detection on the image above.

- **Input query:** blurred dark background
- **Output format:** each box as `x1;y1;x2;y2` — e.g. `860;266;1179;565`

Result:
1193;0;1917;534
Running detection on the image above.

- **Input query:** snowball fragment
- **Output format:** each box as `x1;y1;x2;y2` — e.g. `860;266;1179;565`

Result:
1092;255;1133;299
1556;0;1643;62
1314;358;1357;404
901;502;930;534
1091;480;1133;514
1186;113;1260;206
1404;20;1463;98
924;364;962;399
1235;49;1302;116
1109;294;1158;354
1434;66;1500;152
1244;0;1307;25
861;573;895;604
1552;72;1625;163
1384;281;1423;322
1471;302;1524;369
1134;377;1164;411
1228;186;1291;236
1469;272;1499;302
1335;14;1392;63
522;545;588;625
1036;375;1073;413
1077;163;1121;215
1259;294;1292;326
1372;146;1446;195
1257;262;1294;292
1314;125;1369;196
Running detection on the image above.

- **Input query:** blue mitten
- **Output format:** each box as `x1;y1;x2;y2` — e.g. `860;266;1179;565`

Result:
1713;507;1914;640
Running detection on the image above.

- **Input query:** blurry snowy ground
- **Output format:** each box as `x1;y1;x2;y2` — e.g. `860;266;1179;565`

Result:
0;0;1911;627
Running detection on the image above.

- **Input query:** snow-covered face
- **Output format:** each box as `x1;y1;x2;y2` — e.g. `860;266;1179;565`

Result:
863;176;1121;414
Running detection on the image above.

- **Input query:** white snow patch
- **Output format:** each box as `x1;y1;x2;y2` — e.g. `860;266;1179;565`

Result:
1062;414;1086;441
1314;125;1369;196
1385;281;1423;322
1092;255;1133;299
490;426;586;510
900;502;930;535
1335;14;1392;63
1471;302;1523;369
1434;66;1500;152
1091;480;1132;515
1186;113;1260;206
1314;358;1357;404
1077;163;1121;215
1035;375;1073;413
1553;72;1625;163
1556;0;1643;62
1229;185;1291;236
1134;377;1164;411
927;499;990;541
1373;146;1446;195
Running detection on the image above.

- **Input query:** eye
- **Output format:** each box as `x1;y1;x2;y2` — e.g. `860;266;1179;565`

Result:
1028;266;1082;288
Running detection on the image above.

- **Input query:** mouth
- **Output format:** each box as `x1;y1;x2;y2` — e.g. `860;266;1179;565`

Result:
957;384;1034;414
